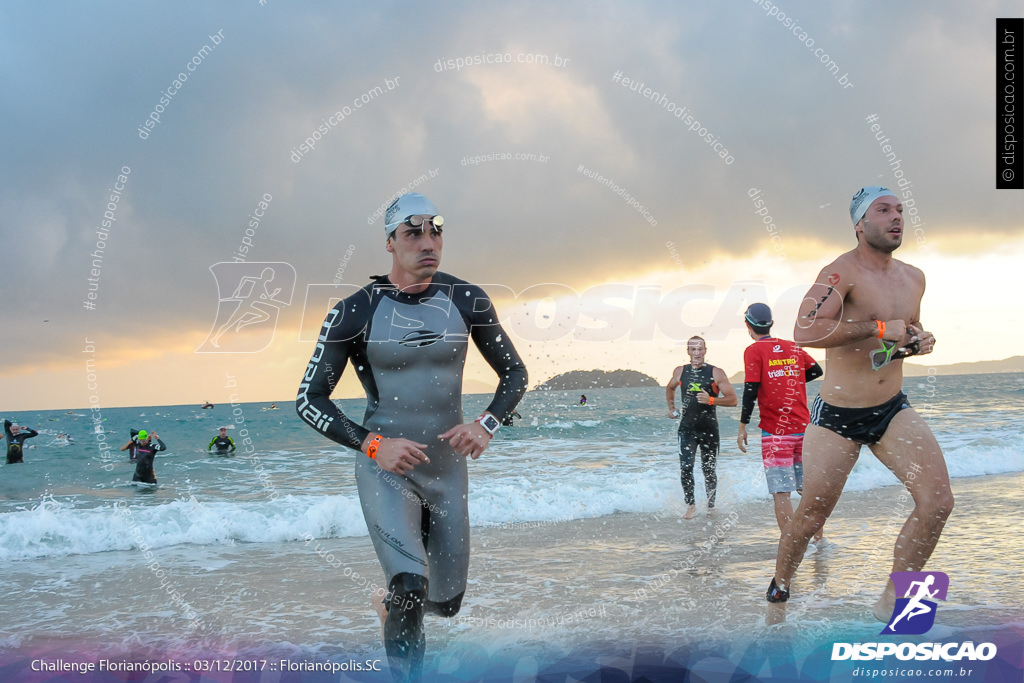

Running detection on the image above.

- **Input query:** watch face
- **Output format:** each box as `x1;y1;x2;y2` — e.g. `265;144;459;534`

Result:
481;415;500;433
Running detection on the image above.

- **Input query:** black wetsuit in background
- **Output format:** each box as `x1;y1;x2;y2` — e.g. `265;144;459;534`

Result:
132;438;167;484
677;364;720;507
208;435;236;455
4;420;38;464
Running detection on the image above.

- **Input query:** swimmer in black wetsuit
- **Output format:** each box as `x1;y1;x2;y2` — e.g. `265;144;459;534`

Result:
208;427;236;455
296;192;527;680
132;430;166;484
665;336;737;519
4;420;39;463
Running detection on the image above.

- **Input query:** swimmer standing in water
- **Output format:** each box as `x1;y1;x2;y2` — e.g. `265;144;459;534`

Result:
208;427;236;455
4;420;39;464
296;192;527;680
131;429;166;485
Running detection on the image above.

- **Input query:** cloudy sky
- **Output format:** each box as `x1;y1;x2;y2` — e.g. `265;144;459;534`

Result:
1;1;1021;411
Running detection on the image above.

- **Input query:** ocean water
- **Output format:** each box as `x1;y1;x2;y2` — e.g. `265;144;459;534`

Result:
1;373;1022;680
2;373;1022;561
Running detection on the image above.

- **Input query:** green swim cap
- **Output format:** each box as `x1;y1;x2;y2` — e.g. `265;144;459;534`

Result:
137;430;148;439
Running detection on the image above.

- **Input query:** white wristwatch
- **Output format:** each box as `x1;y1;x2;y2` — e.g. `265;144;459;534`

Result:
476;413;500;437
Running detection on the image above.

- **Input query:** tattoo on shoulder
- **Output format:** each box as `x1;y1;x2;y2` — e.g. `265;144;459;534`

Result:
827;273;840;285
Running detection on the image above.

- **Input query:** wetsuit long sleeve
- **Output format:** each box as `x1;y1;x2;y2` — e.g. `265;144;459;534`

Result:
456;284;528;421
296;285;375;452
740;382;759;425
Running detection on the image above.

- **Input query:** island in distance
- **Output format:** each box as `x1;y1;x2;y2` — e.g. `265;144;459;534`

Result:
535;369;660;391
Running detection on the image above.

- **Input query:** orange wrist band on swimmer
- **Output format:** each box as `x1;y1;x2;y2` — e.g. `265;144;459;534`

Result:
366;433;382;459
708;397;715;405
876;320;886;338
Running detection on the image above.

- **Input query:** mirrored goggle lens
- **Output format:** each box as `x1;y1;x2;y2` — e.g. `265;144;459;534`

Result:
405;215;444;229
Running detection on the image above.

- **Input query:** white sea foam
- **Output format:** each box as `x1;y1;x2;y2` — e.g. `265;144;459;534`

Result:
6;437;1018;561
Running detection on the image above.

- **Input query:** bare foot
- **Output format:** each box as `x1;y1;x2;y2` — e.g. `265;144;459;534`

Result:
872;582;896;624
683;504;696;520
371;588;388;642
765;601;787;625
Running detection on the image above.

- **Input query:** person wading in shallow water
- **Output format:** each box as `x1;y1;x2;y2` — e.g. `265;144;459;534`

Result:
666;336;737;520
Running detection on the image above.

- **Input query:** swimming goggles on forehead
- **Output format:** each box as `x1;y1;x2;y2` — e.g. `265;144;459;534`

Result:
871;339;921;371
404;215;444;229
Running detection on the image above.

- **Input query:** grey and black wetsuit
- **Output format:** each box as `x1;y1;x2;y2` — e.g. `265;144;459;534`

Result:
677;364;720;507
208;435;236;455
296;272;528;611
4;420;38;464
132;438;166;484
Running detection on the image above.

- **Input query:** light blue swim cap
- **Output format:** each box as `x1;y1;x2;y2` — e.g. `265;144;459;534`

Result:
850;186;897;224
384;193;439;237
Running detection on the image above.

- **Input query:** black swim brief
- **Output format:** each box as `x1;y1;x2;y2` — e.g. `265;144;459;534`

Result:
809;391;911;445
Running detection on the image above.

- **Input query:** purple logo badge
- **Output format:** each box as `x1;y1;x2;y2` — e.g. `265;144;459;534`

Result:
881;571;948;635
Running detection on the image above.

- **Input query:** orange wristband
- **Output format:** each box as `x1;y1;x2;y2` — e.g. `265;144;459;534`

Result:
876;320;886;338
365;433;382;459
708;396;715;406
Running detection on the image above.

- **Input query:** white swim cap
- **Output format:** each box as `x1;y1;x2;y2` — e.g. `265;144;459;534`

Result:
384;192;439;237
850;185;897;225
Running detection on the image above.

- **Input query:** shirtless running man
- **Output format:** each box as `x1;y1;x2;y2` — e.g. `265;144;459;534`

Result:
765;186;953;623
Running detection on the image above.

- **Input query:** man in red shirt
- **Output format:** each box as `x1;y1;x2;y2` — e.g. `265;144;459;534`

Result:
737;304;825;545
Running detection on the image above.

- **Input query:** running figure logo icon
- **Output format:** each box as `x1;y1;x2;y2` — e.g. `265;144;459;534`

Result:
881;571;949;635
196;262;296;353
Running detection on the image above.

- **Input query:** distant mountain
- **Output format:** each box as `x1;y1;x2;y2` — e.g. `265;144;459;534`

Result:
728;355;1024;384
903;355;1024;376
536;369;660;391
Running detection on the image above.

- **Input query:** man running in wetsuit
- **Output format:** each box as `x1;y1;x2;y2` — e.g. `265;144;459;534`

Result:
132;429;166;484
208;427;236;455
296;192;527;680
766;186;952;624
4;420;38;463
666;336;737;519
737;303;825;544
